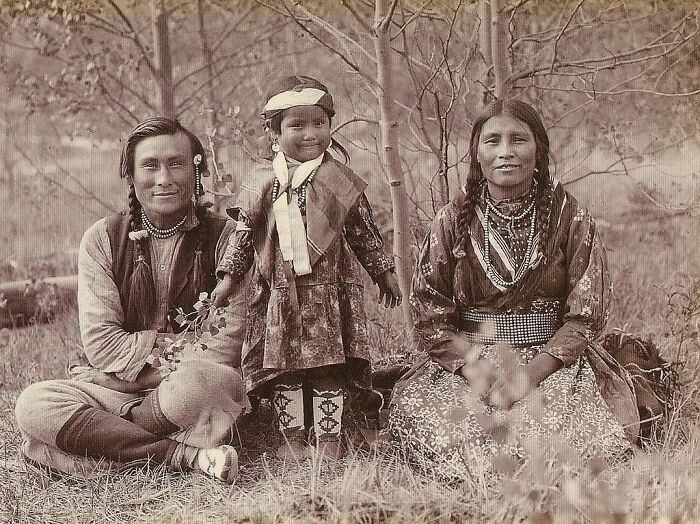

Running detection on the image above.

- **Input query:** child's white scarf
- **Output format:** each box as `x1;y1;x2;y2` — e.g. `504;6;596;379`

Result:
271;150;324;276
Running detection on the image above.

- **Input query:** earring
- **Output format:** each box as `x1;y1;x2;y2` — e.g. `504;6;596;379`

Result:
193;154;203;198
271;142;281;153
533;167;539;173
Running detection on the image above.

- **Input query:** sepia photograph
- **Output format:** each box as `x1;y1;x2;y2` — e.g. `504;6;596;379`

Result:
0;0;698;522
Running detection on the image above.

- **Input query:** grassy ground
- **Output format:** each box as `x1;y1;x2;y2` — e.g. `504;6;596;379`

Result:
0;178;699;522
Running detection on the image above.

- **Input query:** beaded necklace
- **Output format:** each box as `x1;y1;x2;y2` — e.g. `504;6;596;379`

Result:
271;165;320;213
483;191;537;288
141;208;187;239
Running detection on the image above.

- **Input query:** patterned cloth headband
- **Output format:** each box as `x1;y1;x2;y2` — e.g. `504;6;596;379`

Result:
263;87;330;113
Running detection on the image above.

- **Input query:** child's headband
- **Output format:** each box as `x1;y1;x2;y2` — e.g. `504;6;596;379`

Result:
262;87;335;117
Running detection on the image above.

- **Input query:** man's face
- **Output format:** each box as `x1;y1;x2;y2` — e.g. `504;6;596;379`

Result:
130;132;194;227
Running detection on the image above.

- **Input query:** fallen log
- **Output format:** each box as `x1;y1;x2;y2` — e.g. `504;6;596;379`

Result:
0;275;77;328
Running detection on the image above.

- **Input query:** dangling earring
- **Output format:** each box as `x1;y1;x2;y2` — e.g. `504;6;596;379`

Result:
193;154;203;198
271;141;281;153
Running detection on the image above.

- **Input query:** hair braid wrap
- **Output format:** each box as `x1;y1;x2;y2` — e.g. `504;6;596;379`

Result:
456;176;483;255
126;183;155;331
188;205;207;301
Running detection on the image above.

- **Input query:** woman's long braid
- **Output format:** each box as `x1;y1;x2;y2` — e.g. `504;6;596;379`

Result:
456;174;483;255
126;183;155;331
533;145;554;266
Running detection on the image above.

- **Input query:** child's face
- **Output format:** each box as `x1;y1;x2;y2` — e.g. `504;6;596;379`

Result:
274;105;331;162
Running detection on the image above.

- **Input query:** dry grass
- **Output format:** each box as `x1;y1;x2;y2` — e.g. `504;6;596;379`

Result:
1;172;699;522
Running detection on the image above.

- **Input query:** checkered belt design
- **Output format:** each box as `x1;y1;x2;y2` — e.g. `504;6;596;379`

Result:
459;300;562;346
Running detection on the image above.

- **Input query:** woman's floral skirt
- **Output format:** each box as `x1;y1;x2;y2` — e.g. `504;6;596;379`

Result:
388;344;631;480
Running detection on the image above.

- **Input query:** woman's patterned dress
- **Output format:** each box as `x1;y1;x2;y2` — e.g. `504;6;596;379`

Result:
388;179;637;479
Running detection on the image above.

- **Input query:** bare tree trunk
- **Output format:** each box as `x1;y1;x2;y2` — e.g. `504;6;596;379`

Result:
479;0;493;104
431;94;449;210
197;0;217;130
152;0;175;118
1;119;14;199
490;0;511;98
373;0;414;329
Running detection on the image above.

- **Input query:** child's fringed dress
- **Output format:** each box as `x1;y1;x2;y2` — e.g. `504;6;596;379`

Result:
219;154;394;394
388;179;639;480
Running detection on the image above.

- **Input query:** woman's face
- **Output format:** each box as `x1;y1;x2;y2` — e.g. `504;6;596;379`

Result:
273;105;331;162
477;114;537;200
130;132;194;228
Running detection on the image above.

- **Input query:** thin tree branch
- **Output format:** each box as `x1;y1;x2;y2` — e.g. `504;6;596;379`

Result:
549;0;585;73
15;145;117;214
332;117;379;134
98;70;158;113
97;81;143;125
380;0;401;32
173;23;288;88
105;0;157;78
390;0;434;41
209;5;258;55
340;0;373;33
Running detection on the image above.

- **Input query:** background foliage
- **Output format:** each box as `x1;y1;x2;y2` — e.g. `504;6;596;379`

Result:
0;1;698;521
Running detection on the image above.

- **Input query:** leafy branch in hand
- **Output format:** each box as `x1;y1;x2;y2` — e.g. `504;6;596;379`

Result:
154;291;227;376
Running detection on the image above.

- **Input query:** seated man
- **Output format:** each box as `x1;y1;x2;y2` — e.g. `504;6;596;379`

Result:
15;117;249;482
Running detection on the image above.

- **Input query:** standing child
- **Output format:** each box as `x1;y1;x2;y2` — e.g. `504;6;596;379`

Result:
212;75;401;458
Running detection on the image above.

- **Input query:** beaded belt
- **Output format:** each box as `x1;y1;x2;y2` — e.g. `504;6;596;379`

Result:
459;300;562;346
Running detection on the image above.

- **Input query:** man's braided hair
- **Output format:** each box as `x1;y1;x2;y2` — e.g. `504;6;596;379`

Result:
118;117;208;331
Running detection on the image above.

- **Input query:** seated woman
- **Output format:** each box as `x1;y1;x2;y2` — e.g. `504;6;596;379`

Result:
388;99;641;479
14;117;250;482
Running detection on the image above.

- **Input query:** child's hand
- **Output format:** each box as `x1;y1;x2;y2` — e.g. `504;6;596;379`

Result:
211;274;235;308
376;270;402;308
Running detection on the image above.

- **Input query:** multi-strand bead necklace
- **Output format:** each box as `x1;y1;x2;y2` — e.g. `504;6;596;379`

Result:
141;208;187;239
483;192;537;288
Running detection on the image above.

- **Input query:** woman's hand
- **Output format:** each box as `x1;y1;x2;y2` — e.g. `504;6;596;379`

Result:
376;271;402;308
485;352;562;410
484;367;534;410
211;274;235;308
458;359;498;398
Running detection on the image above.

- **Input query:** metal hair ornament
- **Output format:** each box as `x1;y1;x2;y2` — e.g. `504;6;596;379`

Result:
128;230;149;241
193;154;203;198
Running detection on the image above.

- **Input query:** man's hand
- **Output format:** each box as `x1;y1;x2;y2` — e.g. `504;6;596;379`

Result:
72;365;162;393
376;271;402;308
72;369;143;393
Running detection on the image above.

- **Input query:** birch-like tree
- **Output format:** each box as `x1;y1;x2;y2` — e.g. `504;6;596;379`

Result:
1;0;291;212
255;0;699;332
